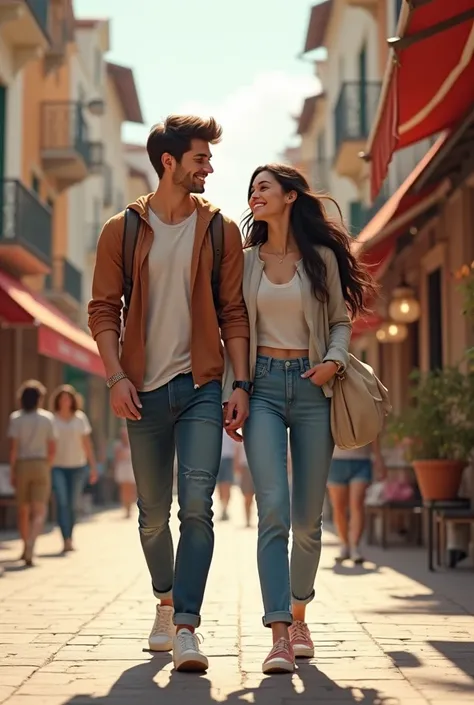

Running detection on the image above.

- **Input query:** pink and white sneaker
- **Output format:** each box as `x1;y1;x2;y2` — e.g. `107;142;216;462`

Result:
262;638;295;674
289;621;314;658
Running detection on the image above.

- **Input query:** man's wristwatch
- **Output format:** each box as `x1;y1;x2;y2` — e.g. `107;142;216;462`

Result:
232;380;254;395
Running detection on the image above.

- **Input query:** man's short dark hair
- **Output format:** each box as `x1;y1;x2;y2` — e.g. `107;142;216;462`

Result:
17;379;46;412
147;114;222;178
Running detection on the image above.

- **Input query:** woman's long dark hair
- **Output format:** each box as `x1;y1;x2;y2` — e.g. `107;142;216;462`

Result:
242;164;377;318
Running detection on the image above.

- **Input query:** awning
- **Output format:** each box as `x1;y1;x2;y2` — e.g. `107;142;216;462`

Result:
352;313;383;341
367;0;474;200
353;132;450;275
0;271;105;377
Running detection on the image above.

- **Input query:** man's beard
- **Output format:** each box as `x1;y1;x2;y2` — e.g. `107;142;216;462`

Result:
173;171;205;194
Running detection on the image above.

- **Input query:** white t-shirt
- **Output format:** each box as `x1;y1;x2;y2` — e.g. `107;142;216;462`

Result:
142;207;196;391
53;411;92;468
221;432;235;459
8;409;56;460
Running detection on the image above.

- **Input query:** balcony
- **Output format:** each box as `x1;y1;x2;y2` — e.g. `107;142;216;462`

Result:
0;179;52;275
41;102;104;190
44;0;71;73
0;0;50;69
334;81;381;182
45;256;82;314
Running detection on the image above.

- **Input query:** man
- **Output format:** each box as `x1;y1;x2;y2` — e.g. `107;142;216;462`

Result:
88;115;250;672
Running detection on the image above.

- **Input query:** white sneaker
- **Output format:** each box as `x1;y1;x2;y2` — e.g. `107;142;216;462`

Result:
148;605;175;652
173;628;209;672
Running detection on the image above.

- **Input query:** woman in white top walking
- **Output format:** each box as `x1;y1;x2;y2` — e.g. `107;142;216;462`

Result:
51;385;98;553
225;164;375;674
114;425;136;518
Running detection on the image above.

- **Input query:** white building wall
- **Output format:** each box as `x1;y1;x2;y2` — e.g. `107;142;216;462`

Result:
0;36;24;180
322;5;380;221
102;76;127;219
67;27;106;317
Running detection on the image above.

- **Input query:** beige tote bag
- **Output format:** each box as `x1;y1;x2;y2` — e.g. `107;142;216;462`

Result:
331;354;391;450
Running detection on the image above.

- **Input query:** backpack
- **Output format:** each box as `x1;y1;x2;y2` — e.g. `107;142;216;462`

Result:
121;207;224;313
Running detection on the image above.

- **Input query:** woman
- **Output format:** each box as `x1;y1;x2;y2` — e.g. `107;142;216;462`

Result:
328;441;386;564
233;164;375;674
51;385;98;552
114;425;136;518
8;380;56;566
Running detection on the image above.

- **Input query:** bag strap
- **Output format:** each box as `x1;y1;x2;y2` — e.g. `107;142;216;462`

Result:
122;207;140;311
210;212;224;312
122;208;224;313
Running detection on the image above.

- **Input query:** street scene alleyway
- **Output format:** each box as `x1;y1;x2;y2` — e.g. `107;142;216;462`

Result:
1;497;473;705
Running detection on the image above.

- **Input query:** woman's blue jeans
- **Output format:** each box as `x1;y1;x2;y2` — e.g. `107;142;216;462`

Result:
244;356;334;626
52;466;88;541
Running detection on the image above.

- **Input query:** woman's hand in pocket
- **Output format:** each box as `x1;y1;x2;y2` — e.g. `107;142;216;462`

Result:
301;361;338;386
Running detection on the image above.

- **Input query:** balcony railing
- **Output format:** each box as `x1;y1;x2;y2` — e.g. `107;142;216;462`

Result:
46;257;82;304
41;101;91;165
334;81;381;155
0;179;52;263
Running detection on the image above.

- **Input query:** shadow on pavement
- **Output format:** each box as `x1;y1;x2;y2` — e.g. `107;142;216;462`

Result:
61;655;385;705
429;641;474;680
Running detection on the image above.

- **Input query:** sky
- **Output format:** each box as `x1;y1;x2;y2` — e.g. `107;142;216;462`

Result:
75;0;321;222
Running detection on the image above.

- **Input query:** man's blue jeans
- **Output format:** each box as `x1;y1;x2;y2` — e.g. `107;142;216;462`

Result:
52;466;88;541
127;373;222;628
244;356;334;626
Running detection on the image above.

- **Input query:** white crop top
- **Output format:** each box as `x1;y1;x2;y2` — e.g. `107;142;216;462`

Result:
256;271;310;349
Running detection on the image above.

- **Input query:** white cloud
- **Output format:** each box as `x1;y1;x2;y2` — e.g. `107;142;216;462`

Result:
178;71;320;223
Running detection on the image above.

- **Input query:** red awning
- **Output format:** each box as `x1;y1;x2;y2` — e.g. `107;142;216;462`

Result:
353;132;450;274
0;271;105;377
367;0;474;200
352;313;383;341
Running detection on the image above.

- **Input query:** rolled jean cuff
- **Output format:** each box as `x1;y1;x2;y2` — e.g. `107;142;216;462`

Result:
174;612;201;628
291;589;315;605
262;610;293;628
152;584;173;600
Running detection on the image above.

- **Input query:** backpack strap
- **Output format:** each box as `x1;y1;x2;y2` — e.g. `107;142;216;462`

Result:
210;212;224;312
122;207;140;311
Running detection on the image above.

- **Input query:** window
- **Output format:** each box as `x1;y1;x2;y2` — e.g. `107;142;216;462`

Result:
428;268;443;370
395;0;403;26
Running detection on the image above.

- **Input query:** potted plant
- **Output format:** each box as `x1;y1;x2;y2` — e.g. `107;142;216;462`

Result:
387;366;474;501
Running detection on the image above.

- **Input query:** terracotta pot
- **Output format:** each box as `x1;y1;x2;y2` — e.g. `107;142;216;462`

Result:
412;460;466;501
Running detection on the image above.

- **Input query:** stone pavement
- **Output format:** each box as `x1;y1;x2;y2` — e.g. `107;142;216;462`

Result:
0;493;473;705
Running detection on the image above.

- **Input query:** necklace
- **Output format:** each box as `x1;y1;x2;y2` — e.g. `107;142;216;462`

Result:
264;249;296;264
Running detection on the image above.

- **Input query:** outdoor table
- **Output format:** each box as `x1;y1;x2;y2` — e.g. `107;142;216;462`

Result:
424;498;470;571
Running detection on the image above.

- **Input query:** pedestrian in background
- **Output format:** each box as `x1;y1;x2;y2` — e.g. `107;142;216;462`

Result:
8;380;56;566
216;431;235;521
328;440;386;565
50;385;98;553
114;425;136;518
227;163;376;674
233;440;254;528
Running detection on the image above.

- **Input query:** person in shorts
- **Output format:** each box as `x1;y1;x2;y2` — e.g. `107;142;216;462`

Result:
8;380;56;566
328;440;386;564
216;431;235;521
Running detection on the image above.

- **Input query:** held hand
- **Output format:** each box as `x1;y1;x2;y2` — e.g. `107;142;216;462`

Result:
301;361;339;387
224;388;249;442
110;378;142;420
